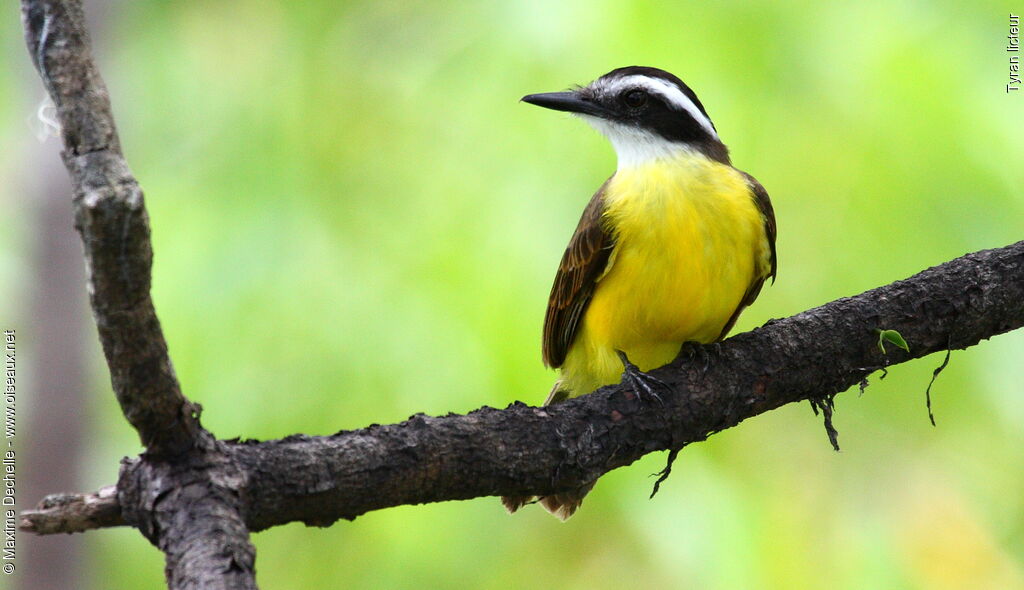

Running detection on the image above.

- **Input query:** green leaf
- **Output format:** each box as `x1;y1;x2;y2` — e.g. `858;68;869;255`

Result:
877;329;910;354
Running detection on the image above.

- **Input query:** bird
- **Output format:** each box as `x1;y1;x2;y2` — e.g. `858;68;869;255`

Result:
502;66;777;520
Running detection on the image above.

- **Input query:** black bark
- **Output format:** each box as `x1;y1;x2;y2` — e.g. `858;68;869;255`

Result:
222;241;1024;527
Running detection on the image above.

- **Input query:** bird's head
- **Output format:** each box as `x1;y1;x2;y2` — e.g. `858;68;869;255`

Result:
522;66;729;167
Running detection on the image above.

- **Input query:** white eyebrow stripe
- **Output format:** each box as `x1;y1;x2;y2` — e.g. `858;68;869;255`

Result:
603;75;719;140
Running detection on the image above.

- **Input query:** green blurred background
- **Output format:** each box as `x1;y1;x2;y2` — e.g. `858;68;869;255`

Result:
2;1;1023;588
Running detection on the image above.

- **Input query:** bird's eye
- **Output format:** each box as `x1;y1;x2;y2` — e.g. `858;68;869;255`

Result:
623;89;648;109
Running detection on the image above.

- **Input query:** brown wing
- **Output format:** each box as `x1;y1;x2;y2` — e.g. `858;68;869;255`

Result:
542;179;615;368
716;171;778;340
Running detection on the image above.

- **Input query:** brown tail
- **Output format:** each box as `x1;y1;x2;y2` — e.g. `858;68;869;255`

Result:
538;481;596;520
501;382;596;520
501;495;533;514
501;480;596;521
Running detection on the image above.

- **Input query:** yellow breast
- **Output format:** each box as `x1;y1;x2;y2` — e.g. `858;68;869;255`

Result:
559;152;770;396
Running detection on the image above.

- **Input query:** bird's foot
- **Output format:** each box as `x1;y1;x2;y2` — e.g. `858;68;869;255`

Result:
679;340;720;378
616;350;669;404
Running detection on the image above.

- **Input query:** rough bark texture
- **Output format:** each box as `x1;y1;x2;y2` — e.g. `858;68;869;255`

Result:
22;0;198;457
226;241;1024;527
19;486;122;535
22;242;1024;537
117;434;255;589
20;2;257;588
16;1;1024;589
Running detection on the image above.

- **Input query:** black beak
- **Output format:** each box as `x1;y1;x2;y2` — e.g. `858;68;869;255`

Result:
521;91;610;118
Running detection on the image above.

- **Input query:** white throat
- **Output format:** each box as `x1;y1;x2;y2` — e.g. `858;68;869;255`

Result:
582;116;696;169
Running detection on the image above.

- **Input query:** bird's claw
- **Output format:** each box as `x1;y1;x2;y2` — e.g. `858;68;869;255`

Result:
616;350;669;404
680;340;719;378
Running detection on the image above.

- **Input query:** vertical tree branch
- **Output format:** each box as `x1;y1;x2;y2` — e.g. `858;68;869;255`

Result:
117;446;256;589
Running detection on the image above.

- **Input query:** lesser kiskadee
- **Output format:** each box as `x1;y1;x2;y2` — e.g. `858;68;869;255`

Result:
502;67;777;520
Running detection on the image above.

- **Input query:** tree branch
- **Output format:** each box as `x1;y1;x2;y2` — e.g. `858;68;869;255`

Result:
183;241;1024;527
22;241;1024;535
20;2;257;588
19;486;123;535
21;0;198;456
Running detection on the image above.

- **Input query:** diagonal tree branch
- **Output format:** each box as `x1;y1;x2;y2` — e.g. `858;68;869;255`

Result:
21;0;197;456
122;240;1024;527
20;2;257;588
22;241;1024;535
